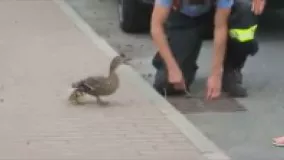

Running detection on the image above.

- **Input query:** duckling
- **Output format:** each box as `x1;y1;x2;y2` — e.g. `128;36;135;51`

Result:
68;55;130;105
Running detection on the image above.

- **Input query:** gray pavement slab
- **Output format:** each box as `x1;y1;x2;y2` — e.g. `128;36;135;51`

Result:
187;38;284;160
65;0;284;160
0;0;211;159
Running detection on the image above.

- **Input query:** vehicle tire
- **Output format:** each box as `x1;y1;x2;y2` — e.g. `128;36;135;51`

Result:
118;0;152;33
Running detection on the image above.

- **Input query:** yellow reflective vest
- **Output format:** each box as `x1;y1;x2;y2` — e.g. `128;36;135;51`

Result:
229;25;258;42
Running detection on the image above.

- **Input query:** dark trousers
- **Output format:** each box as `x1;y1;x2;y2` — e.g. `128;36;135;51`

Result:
224;0;259;70
152;2;258;90
224;39;258;70
152;10;205;89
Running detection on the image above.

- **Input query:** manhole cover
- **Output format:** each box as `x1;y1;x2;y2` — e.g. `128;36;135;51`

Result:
142;74;247;114
167;95;246;114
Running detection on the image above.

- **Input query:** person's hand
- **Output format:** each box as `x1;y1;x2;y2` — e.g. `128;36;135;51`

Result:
167;64;186;90
251;0;266;15
206;74;222;100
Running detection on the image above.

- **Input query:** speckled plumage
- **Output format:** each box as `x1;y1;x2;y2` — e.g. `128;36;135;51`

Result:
68;55;130;105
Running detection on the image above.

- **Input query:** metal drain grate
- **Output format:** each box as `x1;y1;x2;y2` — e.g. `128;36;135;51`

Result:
141;73;247;114
167;95;247;114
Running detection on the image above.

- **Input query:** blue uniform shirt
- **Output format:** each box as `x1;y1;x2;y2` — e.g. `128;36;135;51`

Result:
155;0;234;17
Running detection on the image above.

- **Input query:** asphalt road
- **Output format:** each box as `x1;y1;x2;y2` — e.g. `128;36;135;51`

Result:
66;0;284;159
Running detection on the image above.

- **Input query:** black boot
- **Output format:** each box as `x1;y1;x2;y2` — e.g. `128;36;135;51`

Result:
153;66;198;96
153;68;185;96
222;68;247;97
152;52;198;96
235;68;243;84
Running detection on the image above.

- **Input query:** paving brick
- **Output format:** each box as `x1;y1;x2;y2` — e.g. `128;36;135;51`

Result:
0;0;207;159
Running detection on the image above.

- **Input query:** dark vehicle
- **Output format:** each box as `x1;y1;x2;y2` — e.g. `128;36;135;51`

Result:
118;0;153;33
118;0;284;33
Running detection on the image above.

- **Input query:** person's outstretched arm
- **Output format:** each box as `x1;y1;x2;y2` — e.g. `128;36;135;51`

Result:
151;0;185;90
207;0;233;100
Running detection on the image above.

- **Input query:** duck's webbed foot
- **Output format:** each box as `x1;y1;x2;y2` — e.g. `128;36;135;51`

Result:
96;96;109;106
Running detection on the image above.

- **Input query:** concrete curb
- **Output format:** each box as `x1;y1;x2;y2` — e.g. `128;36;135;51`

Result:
54;1;231;159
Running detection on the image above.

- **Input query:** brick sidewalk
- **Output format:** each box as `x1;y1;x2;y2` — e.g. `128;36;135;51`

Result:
0;0;207;159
